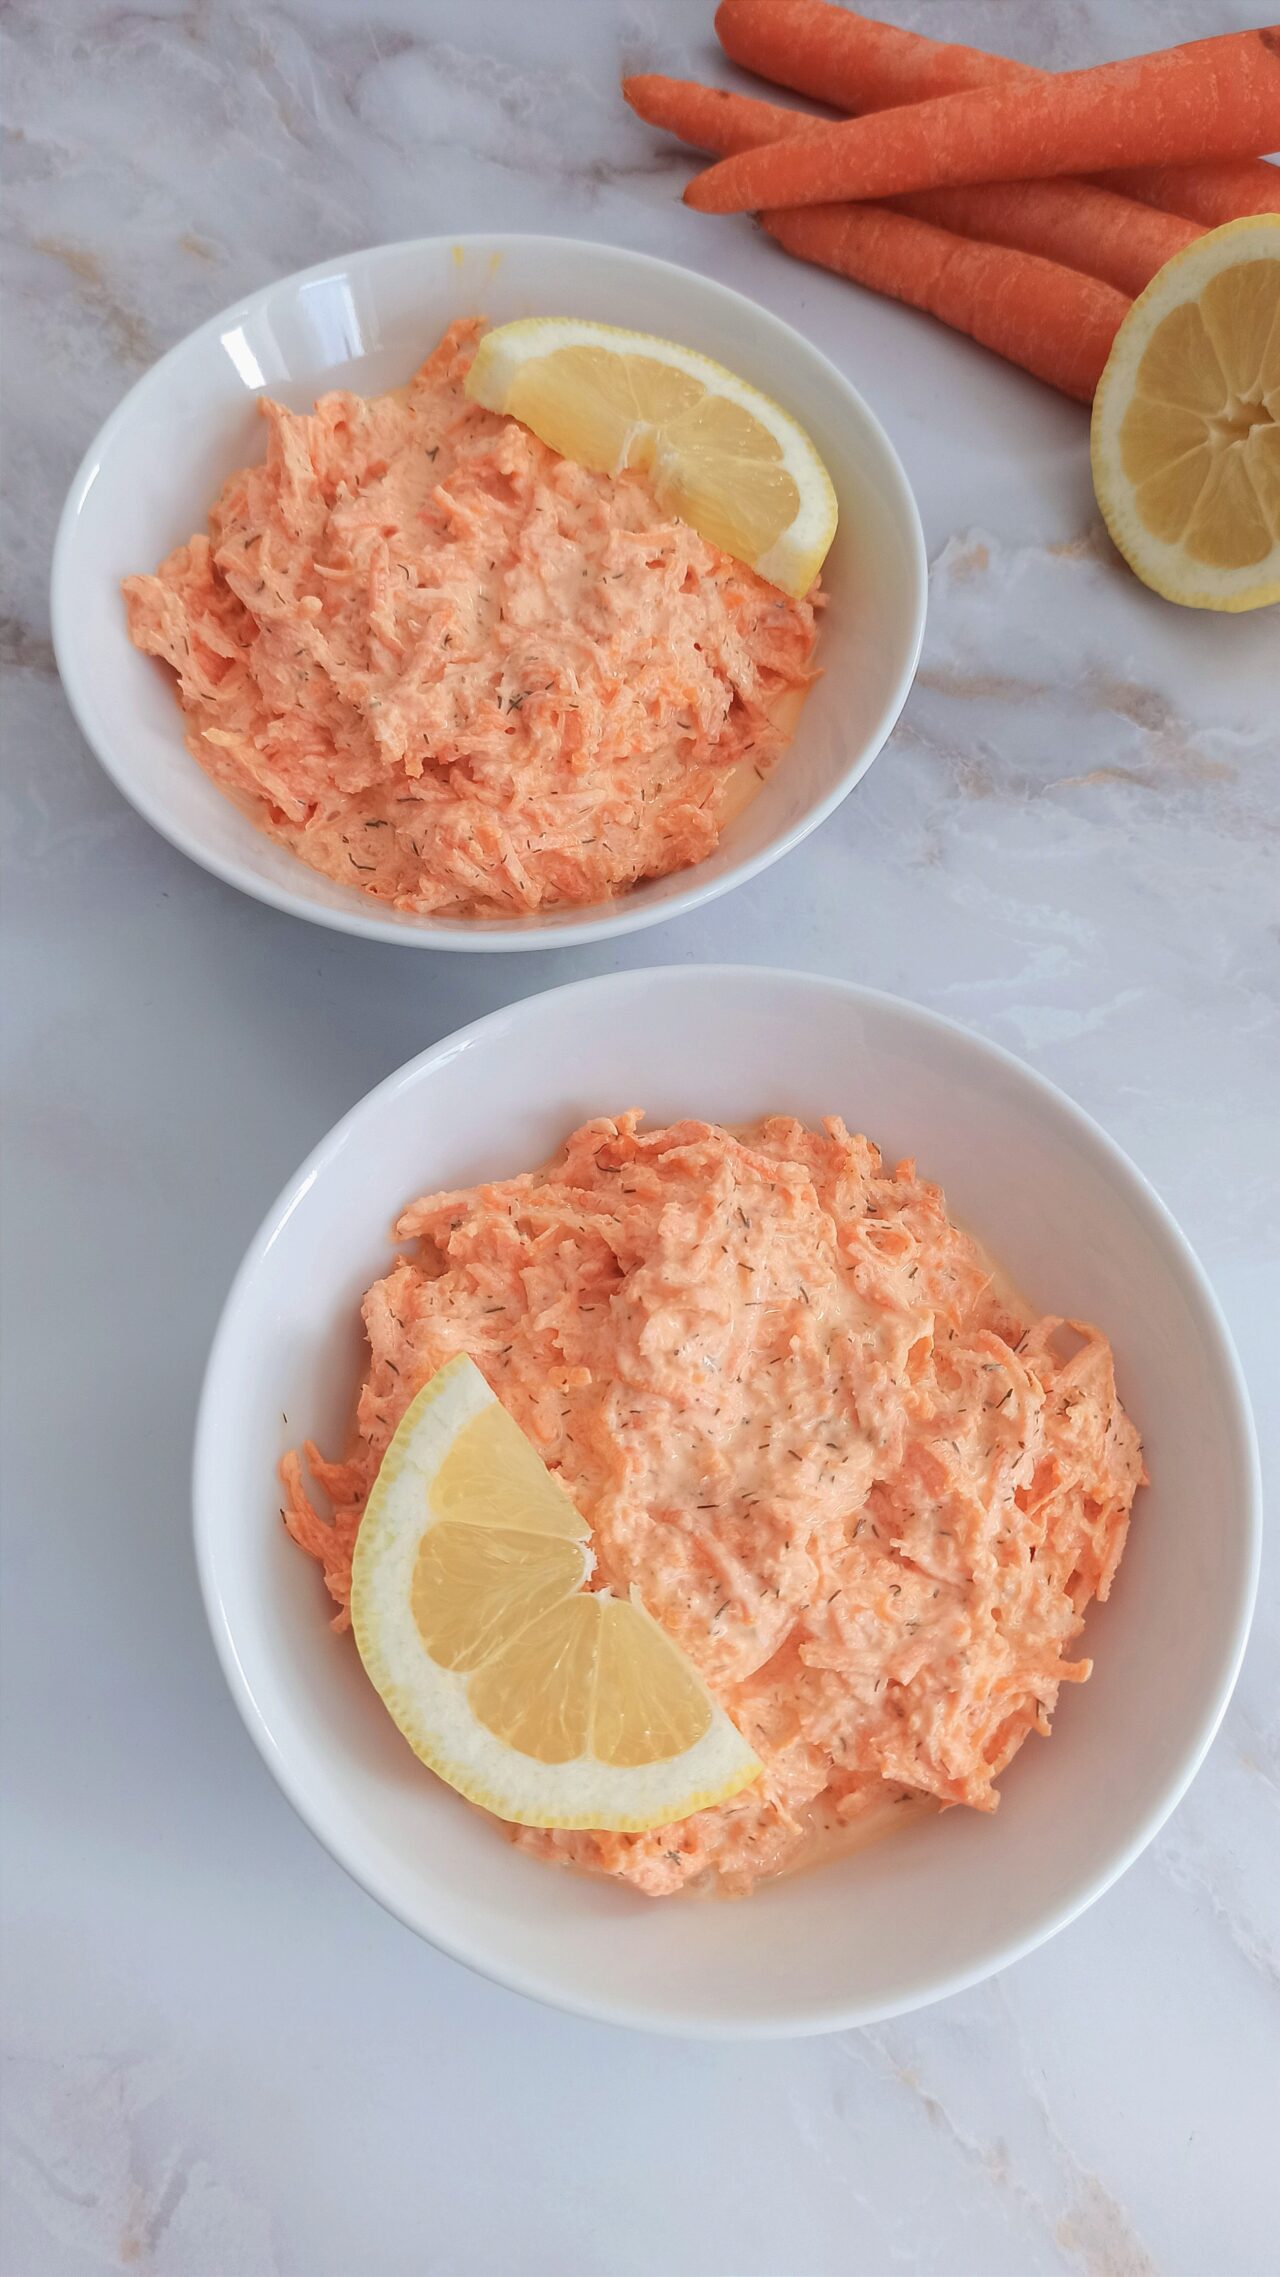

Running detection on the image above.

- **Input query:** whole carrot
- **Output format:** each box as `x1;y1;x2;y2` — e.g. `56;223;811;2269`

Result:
1093;157;1280;225
713;0;1280;222
687;28;1280;214
893;181;1198;298
624;74;814;159
761;203;1129;401
624;73;1198;296
717;0;1013;107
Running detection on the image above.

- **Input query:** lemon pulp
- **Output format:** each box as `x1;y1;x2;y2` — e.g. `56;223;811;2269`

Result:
350;1358;761;1829
1092;217;1280;610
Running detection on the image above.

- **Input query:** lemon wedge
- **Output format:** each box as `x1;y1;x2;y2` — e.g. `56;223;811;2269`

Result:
350;1355;761;1829
1091;215;1280;612
464;316;837;597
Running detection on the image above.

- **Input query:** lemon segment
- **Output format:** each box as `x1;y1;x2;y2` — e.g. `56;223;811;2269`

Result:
592;1595;714;1768
350;1356;761;1828
1091;216;1280;611
411;1524;588;1674
431;1399;588;1540
465;317;837;598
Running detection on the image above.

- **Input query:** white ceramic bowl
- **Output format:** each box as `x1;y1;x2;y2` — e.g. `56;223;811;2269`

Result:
51;235;926;951
194;966;1259;2037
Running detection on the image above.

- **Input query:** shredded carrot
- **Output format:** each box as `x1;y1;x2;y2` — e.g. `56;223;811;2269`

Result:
687;28;1280;214
762;203;1129;401
624;73;1198;297
713;1;1280;224
284;1111;1144;1895
123;320;818;918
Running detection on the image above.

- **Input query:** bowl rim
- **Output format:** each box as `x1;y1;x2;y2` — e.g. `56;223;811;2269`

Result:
192;963;1262;2038
50;231;928;953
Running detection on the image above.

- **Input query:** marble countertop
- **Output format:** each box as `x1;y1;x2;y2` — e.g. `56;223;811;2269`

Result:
3;2;1277;2271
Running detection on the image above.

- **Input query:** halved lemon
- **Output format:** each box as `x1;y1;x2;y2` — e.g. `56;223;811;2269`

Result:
1091;215;1280;612
465;316;837;597
350;1355;761;1829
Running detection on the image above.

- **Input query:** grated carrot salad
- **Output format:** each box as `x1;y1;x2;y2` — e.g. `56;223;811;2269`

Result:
283;1115;1144;1897
124;322;819;917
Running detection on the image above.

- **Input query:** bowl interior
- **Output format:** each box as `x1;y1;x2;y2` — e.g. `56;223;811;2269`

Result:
196;968;1257;2034
54;235;924;946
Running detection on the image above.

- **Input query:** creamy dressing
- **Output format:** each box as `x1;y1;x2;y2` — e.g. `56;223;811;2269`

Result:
718;681;812;824
284;1112;1143;1899
124;319;820;918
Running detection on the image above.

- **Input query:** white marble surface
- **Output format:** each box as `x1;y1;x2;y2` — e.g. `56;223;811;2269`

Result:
3;1;1278;2271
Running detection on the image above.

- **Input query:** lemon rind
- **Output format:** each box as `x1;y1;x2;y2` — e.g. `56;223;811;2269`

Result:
465;316;837;598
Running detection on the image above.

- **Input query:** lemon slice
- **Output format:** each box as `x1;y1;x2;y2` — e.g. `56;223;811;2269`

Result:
465;317;837;597
1091;215;1280;612
350;1355;761;1829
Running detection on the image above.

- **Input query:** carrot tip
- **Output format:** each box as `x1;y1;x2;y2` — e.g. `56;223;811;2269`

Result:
684;176;722;212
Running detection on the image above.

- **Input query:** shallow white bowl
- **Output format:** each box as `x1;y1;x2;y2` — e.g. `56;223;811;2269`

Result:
52;234;926;951
194;967;1259;2037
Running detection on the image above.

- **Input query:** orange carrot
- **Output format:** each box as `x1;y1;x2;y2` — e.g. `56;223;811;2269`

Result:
716;0;1016;109
624;74;815;160
624;73;1198;295
893;182;1197;298
762;204;1129;400
713;0;1280;221
1094;157;1279;225
687;28;1280;214
623;78;1131;394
